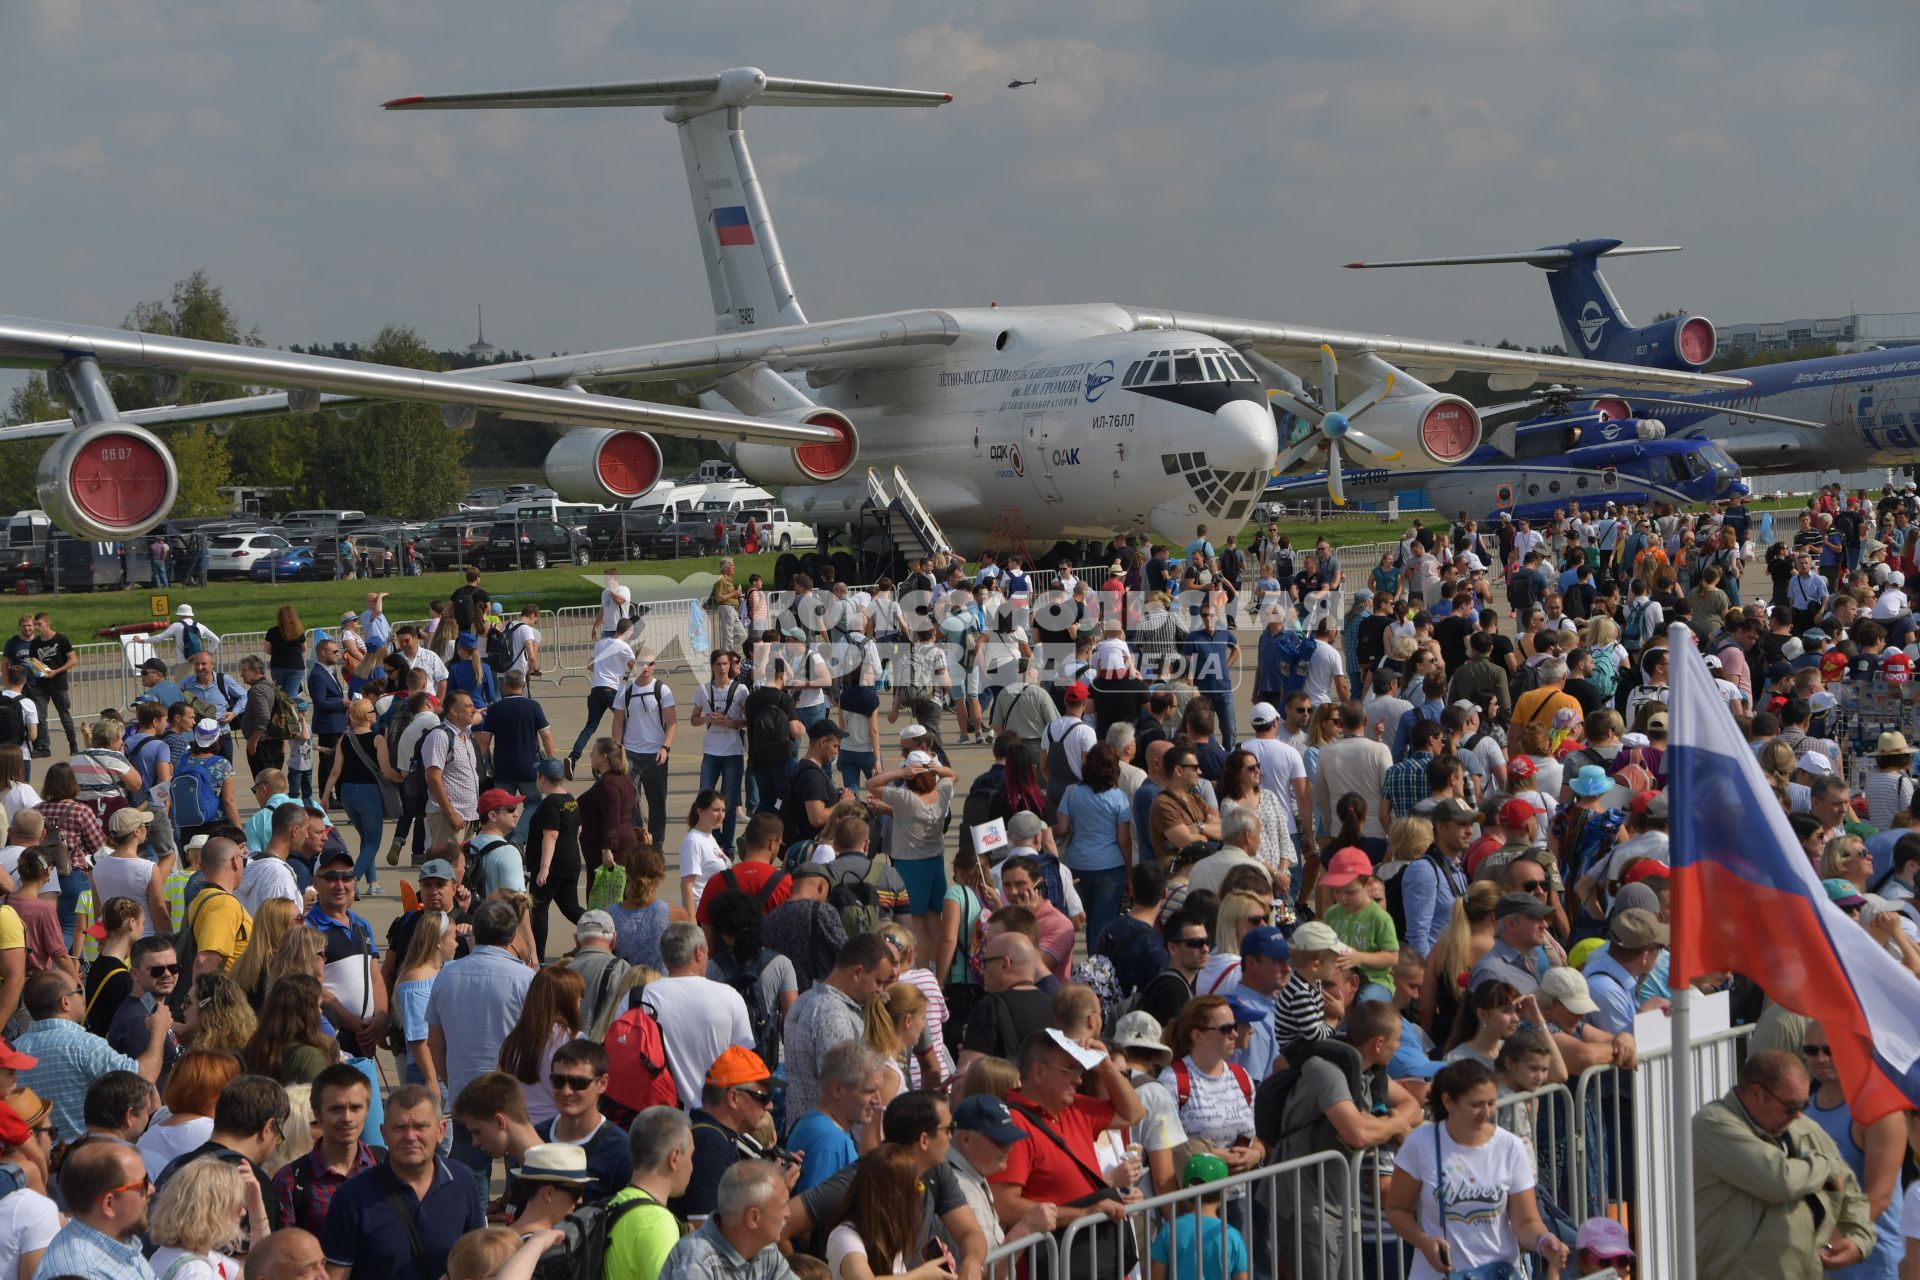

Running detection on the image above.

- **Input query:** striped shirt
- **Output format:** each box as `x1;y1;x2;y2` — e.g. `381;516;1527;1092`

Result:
1272;973;1331;1049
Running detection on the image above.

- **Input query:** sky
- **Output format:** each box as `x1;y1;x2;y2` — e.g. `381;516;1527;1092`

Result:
3;1;1917;368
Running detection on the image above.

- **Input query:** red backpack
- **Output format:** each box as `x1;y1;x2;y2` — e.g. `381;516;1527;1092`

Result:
604;1005;679;1116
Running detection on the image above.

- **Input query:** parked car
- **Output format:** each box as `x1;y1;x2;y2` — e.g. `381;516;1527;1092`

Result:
250;545;320;581
420;520;491;571
481;519;589;570
207;531;294;579
734;506;817;551
584;509;668;559
637;517;723;559
0;537;148;593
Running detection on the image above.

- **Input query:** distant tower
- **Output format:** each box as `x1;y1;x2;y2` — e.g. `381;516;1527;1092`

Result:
467;305;498;362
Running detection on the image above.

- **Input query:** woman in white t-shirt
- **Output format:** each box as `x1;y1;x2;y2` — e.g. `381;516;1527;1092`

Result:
0;1097;58;1280
1157;996;1265;1173
0;745;39;823
825;1145;947;1280
148;1153;263;1280
1386;1059;1569;1280
677;789;731;916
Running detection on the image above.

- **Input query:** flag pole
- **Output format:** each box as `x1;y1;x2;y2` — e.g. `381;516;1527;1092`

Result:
1666;624;1698;1280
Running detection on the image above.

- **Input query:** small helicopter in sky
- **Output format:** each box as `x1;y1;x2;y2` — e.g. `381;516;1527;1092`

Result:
1006;78;1037;89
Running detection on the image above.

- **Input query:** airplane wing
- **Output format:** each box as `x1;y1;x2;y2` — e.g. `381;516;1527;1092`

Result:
1118;307;1749;394
0;309;961;440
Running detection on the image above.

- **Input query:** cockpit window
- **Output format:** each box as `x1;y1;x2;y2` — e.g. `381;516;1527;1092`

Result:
1128;347;1253;387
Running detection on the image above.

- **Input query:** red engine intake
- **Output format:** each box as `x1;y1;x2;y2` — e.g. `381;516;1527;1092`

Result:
730;408;860;487
1677;316;1716;367
37;422;179;541
1418;397;1481;465
543;429;664;505
1591;397;1633;421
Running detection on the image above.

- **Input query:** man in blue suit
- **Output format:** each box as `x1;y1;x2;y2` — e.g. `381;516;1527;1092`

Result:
308;635;348;799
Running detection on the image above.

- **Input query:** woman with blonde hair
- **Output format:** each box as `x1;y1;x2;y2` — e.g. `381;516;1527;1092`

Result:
395;909;457;1094
231;896;300;1007
1418;880;1502;1041
1197;889;1272;996
863;982;929;1104
949;1053;1019;1107
181;973;256;1054
499;964;585;1126
266;605;309;695
267;926;328;995
875;921;952;1087
1758;738;1807;812
149;1154;268;1279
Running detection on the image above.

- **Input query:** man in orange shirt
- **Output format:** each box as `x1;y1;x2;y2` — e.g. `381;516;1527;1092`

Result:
1511;656;1583;731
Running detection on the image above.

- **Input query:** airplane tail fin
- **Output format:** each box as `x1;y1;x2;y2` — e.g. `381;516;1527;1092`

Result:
387;68;950;334
1345;240;1715;371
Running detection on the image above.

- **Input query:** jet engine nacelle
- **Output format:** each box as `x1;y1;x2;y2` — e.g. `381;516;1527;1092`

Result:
37;421;180;542
542;429;665;505
1322;392;1480;467
728;408;859;486
1597;314;1717;372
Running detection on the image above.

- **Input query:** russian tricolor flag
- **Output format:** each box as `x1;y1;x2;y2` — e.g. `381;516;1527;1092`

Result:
713;205;755;248
1668;625;1920;1122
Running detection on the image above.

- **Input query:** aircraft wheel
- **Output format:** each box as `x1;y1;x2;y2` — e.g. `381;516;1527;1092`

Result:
829;551;856;583
773;553;802;590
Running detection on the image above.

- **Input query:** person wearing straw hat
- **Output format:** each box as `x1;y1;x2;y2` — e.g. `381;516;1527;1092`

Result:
509;1141;595;1235
1863;731;1917;830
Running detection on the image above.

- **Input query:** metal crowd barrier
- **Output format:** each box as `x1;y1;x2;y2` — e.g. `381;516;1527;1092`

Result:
982;1222;1058;1280
1572;1022;1753;1280
1055;1148;1352;1280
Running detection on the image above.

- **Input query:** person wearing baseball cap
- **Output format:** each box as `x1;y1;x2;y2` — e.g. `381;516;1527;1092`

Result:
1318;849;1399;1002
1468;797;1548;882
1400;798;1476;960
469;789;528;898
1574;1215;1634;1278
1469;893;1556;996
678;1047;775;1220
947;1092;1046;1253
1584;907;1668;1035
382;854;470;992
1040;687;1098;811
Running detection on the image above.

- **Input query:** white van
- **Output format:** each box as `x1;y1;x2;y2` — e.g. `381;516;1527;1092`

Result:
5;511;51;550
496;498;607;525
282;509;368;529
687;460;741;485
627;483;702;524
692;482;777;515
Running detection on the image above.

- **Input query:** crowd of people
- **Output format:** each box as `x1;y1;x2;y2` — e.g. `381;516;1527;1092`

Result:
0;485;1917;1280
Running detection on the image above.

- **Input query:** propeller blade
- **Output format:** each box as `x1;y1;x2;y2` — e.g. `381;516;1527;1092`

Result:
1319;345;1339;408
1336;372;1396;420
1275;436;1323;472
1340;426;1404;461
1325;440;1346;506
1266;390;1324;424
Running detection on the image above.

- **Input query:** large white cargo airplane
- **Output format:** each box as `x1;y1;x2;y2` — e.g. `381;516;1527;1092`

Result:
2;69;1742;554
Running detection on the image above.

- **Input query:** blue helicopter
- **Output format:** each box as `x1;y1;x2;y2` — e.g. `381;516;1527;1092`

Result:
1265;391;1747;520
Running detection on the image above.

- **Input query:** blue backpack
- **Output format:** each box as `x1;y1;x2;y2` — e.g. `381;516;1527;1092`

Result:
1274;632;1317;696
171;757;219;829
180;623;204;659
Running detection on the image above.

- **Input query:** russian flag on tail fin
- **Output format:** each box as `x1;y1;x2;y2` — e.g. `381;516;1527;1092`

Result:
1667;624;1920;1123
713;205;755;247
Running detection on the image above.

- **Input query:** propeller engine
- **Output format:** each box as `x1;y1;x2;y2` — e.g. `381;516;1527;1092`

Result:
1264;346;1480;505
